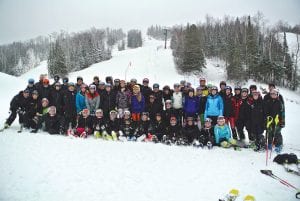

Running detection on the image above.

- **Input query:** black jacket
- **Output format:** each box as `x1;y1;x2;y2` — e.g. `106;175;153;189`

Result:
181;124;200;143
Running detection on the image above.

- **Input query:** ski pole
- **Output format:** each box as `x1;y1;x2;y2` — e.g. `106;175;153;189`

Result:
266;116;273;166
269;115;279;159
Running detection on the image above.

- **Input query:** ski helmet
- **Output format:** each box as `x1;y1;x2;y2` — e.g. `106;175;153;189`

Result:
153;83;159;89
143;78;149;83
89;84;96;90
28;78;35;85
54;75;60;82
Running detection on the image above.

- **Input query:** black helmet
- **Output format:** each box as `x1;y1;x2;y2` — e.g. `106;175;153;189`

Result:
54;75;60;82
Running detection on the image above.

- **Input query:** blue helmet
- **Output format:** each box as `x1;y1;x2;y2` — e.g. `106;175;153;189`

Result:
28;78;35;84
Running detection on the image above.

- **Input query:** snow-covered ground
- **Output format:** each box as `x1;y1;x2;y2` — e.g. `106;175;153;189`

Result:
1;37;300;201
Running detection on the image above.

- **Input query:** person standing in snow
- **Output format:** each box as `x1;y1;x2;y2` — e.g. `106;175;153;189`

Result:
116;80;131;118
76;84;87;114
85;84;100;115
204;86;224;125
130;85;145;123
63;82;77;131
263;88;285;153
171;83;183;125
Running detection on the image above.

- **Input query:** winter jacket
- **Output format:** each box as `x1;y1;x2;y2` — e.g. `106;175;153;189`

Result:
92;116;106;132
119;118;135;137
77;115;93;129
264;97;285;127
146;101;163;121
105;119;120;134
204;94;224;119
116;89;131;109
131;94;145;113
166;124;182;140
249;97;265;132
199;127;215;145
151;120;166;140
232;95;242;121
172;92;183;109
238;97;252;123
181;124;200;143
49;89;64;114
38;86;51;100
9;91;31;112
183;96;199;116
85;91;100;114
135;120;153;137
214;124;231;144
76;92;87;114
38;113;64;134
223;94;235;118
141;86;152;104
101;91;116;116
162;108;176;125
63;90;77;118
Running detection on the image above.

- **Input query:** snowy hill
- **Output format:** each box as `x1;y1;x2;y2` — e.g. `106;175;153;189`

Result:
1;38;300;201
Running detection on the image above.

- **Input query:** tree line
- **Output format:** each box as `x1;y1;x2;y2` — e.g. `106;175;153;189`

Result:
147;13;300;90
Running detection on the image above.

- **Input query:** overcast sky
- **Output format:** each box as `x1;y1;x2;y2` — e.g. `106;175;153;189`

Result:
0;0;299;44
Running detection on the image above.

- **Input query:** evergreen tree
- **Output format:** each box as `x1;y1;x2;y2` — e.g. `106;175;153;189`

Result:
48;40;67;78
181;24;206;73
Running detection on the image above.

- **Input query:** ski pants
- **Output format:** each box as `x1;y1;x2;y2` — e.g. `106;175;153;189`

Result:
6;109;25;126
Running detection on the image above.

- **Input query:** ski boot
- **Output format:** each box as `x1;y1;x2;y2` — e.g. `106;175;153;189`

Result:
80;131;87;138
207;141;213;150
94;131;101;139
111;131;118;141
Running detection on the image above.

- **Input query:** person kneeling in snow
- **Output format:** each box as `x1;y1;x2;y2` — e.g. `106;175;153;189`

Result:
199;118;215;148
181;116;200;146
93;109;106;139
119;110;136;141
75;109;93;138
214;116;235;148
134;112;153;141
102;110;119;140
31;106;64;135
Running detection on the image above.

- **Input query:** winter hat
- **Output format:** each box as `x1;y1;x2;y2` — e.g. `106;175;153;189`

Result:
32;90;39;95
28;78;35;84
42;98;49;103
68;82;75;87
241;88;249;93
89;84;96;90
63;77;69;83
77;76;83;82
153;83;159;89
54;75;60;82
143;78;149;83
130;78;137;83
173;83;180;88
270;88;279;96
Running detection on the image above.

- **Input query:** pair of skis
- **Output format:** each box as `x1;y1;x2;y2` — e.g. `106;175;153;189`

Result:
219;189;255;201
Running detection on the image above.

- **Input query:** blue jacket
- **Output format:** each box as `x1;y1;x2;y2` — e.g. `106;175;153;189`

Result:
131;94;145;113
184;96;199;116
204;94;224;119
76;92;87;113
214;124;231;144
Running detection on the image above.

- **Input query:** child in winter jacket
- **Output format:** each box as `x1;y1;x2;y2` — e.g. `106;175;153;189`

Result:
93;109;106;138
214;116;232;146
75;109;93;138
199;118;215;147
76;84;87;114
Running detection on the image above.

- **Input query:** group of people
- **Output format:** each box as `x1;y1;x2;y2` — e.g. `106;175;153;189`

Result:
2;74;285;152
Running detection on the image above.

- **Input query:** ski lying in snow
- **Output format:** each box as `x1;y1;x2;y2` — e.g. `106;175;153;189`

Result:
260;170;299;190
219;189;239;201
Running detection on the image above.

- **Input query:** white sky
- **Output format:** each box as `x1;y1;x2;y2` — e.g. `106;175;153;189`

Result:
0;0;299;44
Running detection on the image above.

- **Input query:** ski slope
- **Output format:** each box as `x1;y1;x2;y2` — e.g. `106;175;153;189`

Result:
1;37;300;201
